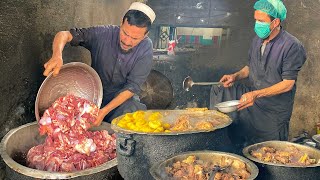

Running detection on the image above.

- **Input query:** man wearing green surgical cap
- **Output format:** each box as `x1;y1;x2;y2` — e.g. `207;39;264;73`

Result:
210;0;307;147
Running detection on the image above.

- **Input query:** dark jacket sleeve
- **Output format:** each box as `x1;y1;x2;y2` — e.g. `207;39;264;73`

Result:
69;26;112;50
118;52;153;95
281;42;307;80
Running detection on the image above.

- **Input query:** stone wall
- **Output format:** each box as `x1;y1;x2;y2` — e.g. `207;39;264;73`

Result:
284;0;320;137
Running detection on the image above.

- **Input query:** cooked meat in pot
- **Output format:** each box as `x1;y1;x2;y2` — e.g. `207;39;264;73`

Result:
250;145;318;166
165;155;251;180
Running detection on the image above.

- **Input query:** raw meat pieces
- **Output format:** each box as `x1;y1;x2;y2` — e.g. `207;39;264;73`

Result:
27;95;116;172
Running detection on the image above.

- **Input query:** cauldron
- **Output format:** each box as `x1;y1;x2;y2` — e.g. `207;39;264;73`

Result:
112;110;234;180
0;122;119;180
243;141;320;180
150;150;259;180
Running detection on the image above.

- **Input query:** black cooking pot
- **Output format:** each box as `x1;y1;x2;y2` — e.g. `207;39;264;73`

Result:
243;141;320;180
112;110;234;180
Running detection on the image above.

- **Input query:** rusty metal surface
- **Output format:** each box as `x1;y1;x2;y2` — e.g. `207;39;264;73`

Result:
111;109;232;135
35;62;103;122
0;122;117;179
150;150;258;180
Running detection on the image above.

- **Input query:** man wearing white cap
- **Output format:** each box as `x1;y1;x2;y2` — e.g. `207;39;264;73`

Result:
43;2;156;125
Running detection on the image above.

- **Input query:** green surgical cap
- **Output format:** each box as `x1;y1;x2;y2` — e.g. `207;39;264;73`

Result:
254;0;287;21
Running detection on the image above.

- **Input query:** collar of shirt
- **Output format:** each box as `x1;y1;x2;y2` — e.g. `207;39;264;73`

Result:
258;28;284;45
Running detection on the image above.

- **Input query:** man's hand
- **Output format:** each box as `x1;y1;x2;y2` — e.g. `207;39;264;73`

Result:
219;66;249;88
237;91;258;111
43;56;63;77
92;109;109;126
43;31;73;77
219;74;236;88
91;90;134;126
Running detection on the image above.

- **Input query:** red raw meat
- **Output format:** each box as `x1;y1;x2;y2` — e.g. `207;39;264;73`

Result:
27;95;116;172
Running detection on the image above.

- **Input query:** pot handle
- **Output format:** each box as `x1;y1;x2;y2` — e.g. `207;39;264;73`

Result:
117;133;136;157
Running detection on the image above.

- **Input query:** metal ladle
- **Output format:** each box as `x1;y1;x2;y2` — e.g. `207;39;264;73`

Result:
183;76;222;91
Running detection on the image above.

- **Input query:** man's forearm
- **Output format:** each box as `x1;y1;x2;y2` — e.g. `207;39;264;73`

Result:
52;31;73;58
254;79;295;98
234;66;249;80
101;90;134;114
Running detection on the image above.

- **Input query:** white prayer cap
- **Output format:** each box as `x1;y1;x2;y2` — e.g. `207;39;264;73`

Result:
128;2;156;23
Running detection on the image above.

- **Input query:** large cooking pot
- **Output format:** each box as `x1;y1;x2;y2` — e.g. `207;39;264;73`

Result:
150;150;259;180
112;110;234;180
0;122;119;180
243;141;320;180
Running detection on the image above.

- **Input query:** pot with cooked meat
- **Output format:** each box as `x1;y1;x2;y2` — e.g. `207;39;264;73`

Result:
150;151;258;180
243;141;320;180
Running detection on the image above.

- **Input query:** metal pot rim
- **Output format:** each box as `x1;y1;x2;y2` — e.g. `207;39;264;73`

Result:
111;110;232;135
242;140;320;168
312;134;320;144
112;124;229;136
0;122;117;179
150;150;259;180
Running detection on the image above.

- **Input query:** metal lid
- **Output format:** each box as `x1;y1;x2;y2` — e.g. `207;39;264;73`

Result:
35;62;103;121
140;70;173;109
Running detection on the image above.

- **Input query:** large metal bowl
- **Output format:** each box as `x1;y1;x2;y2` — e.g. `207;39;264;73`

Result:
243;141;320;180
150;150;259;180
0;122;117;179
35;62;103;121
